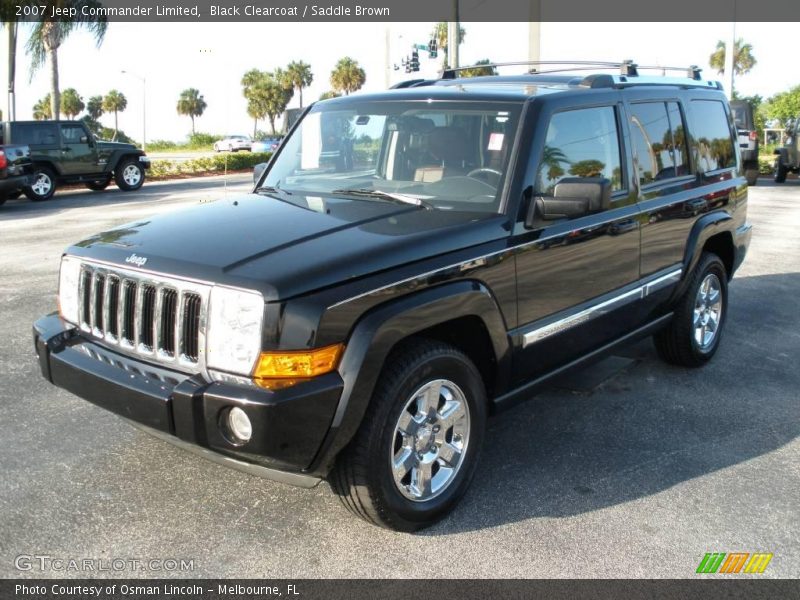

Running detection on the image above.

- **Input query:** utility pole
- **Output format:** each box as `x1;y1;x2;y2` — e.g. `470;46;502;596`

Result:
724;21;736;98
1;24;17;121
528;1;541;65
448;0;460;69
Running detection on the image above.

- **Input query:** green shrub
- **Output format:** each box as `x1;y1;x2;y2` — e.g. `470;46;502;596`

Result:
187;132;220;148
148;152;271;179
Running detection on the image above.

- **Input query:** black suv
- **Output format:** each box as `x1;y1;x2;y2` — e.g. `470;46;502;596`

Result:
774;117;799;183
34;63;752;531
0;120;150;201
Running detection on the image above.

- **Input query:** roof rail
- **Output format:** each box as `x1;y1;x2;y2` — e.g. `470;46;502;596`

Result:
439;60;711;86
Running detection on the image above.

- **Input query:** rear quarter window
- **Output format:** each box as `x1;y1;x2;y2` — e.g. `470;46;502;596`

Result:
689;100;737;173
12;123;59;146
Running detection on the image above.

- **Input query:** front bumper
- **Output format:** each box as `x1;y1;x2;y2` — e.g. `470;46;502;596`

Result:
33;314;344;486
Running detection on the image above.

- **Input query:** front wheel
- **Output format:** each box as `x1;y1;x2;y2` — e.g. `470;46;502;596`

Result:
114;160;145;191
330;340;487;531
654;252;728;367
24;167;57;201
745;168;759;186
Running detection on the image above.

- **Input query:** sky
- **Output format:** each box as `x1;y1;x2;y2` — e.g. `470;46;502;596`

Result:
9;21;797;144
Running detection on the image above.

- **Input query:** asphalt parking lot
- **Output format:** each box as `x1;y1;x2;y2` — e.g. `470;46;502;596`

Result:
0;176;797;578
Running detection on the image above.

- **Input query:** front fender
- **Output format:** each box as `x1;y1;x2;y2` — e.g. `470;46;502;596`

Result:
306;280;511;475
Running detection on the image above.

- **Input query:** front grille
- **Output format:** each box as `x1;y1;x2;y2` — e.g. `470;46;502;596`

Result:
77;261;210;372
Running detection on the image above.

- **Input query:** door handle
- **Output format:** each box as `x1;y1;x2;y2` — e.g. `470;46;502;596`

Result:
686;198;708;213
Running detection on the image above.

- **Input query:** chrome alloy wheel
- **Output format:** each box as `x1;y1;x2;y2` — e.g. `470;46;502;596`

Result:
694;273;723;350
122;164;142;186
31;172;52;196
391;379;471;502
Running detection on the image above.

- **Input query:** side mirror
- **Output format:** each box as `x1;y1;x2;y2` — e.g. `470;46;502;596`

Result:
253;162;267;184
525;178;611;227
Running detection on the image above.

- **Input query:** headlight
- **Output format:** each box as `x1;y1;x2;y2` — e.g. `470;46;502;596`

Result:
58;256;82;324
206;286;264;376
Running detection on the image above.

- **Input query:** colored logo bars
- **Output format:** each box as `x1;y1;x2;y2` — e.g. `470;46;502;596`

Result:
696;552;773;574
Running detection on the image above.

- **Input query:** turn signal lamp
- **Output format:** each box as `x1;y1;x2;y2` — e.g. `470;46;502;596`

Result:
254;344;344;382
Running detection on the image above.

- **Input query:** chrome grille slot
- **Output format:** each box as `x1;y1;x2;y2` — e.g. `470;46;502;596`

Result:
121;281;137;344
73;260;210;374
140;285;156;351
159;289;178;357
182;293;201;362
106;277;120;339
93;274;105;335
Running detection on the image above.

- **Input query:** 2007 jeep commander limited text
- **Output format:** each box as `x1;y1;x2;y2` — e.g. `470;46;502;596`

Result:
34;62;752;531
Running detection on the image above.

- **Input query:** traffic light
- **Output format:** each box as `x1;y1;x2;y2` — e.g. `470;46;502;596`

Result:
428;39;438;59
410;50;420;72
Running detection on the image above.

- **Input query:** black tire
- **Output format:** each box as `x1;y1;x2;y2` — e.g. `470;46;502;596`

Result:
114;159;145;191
330;340;487;531
775;159;788;184
86;177;112;191
654;252;728;367
0;193;6;206
745;168;759;186
23;166;57;201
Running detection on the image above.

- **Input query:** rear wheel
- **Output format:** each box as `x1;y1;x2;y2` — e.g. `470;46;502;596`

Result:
654;252;728;367
24;167;57;201
745;167;759;186
330;340;487;531
114;159;145;191
86;176;112;191
775;159;788;183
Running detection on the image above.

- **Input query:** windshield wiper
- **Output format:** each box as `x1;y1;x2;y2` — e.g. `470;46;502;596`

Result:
332;188;434;210
255;185;292;195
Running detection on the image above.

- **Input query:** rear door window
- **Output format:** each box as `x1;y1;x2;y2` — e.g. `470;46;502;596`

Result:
629;101;690;185
688;100;737;173
536;106;624;195
13;123;59;146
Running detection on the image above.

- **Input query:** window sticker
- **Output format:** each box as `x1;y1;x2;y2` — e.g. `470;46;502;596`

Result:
488;132;504;151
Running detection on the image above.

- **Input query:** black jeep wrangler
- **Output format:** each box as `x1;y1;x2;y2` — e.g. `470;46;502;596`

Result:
34;63;752;531
0;120;149;201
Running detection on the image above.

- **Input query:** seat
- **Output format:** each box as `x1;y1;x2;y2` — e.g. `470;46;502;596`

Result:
414;127;470;182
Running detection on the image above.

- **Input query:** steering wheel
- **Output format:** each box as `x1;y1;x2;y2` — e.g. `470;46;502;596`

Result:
467;168;502;187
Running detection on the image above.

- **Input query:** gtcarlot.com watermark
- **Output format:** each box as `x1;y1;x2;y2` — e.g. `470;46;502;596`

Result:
14;554;195;573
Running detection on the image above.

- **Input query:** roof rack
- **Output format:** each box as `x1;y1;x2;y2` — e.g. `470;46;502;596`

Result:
438;60;717;89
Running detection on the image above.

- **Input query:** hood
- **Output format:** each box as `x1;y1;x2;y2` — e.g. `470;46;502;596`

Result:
96;140;139;152
68;193;508;301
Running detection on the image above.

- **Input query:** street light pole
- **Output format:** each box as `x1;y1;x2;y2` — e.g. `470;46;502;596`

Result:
121;70;146;151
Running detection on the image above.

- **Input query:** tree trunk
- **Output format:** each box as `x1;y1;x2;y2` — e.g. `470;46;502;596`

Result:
190;115;195;135
48;45;60;121
114;110;118;136
269;115;276;135
253;118;257;138
299;86;303;109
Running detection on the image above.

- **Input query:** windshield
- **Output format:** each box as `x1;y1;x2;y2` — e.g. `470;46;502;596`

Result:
262;100;522;212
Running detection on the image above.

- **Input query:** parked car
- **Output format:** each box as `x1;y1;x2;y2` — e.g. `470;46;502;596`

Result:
34;62;752;531
213;135;252;152
774;118;799;183
0;143;33;206
0;121;149;201
730;99;760;186
251;136;282;153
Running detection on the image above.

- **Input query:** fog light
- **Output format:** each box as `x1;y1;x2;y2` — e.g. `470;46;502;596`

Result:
226;407;252;443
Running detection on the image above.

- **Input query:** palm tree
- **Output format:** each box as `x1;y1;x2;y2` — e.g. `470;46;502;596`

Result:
86;95;104;120
61;88;84;119
286;61;313;108
709;39;757;76
330;57;366;96
176;88;207;135
102;90;127;138
33;95;52;120
431;22;466;69
25;0;107;120
460;60;496;78
319;91;341;101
